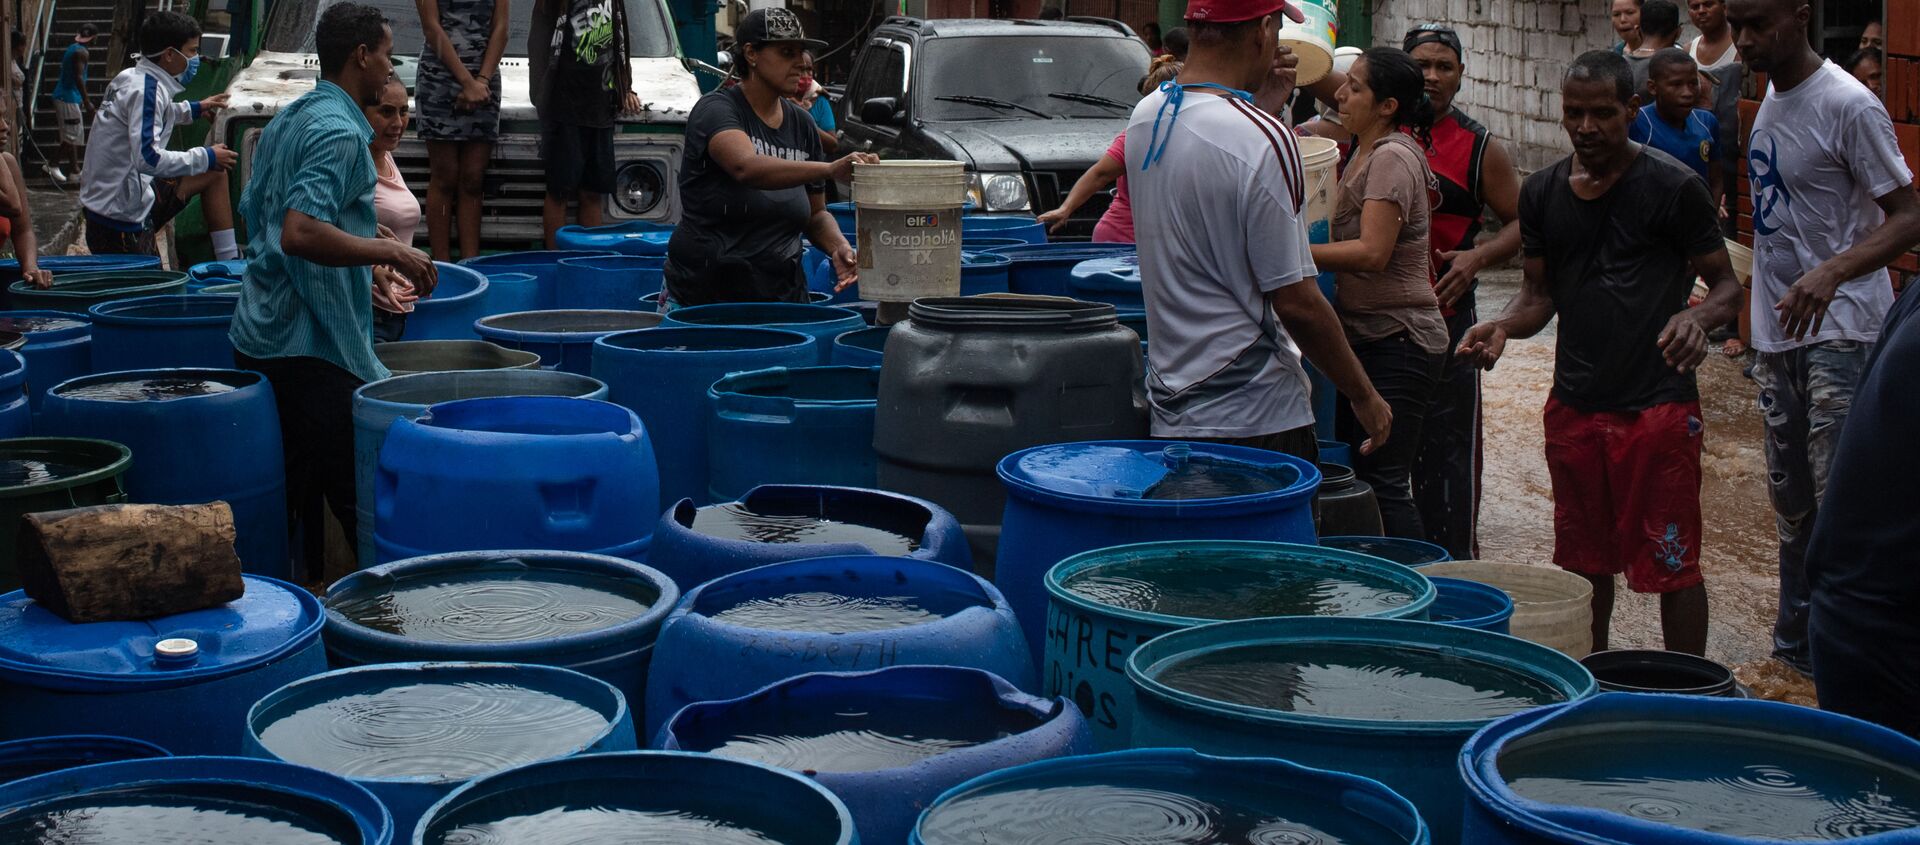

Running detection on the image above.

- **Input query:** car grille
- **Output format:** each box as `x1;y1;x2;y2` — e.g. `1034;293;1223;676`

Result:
1028;170;1113;242
391;134;683;249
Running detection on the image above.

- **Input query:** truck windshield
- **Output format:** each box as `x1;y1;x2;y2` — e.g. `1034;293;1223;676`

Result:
917;35;1150;121
263;0;676;59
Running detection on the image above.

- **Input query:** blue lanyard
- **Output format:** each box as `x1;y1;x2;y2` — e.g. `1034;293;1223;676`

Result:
1140;80;1255;172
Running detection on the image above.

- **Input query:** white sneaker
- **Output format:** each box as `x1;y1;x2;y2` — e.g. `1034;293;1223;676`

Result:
45;165;65;183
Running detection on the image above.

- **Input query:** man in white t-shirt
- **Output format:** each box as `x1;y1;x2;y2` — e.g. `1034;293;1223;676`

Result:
1126;0;1389;462
1729;0;1920;675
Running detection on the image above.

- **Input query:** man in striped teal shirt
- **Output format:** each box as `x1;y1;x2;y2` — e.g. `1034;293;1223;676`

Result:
230;1;436;575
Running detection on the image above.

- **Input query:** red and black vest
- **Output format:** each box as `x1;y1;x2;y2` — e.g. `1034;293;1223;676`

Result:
1405;107;1491;316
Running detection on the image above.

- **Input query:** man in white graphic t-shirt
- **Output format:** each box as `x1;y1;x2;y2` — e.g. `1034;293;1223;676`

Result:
1126;0;1389;463
1727;0;1920;675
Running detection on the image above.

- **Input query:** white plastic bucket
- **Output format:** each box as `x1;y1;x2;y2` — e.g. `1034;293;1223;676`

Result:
852;160;970;303
1725;238;1753;286
1299;136;1340;244
1280;0;1339;86
1417;561;1595;658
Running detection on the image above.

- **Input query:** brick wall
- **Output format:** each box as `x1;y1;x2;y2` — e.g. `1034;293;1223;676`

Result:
1371;0;1616;170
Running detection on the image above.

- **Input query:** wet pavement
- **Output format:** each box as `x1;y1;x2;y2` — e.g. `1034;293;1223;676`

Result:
1475;267;1815;702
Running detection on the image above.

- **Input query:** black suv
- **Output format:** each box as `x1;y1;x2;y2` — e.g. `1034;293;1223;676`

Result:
837;17;1152;240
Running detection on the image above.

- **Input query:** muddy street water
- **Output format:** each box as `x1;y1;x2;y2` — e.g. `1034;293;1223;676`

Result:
1473;268;1793;684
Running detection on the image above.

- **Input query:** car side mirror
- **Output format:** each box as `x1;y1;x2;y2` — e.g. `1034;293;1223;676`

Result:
861;97;900;126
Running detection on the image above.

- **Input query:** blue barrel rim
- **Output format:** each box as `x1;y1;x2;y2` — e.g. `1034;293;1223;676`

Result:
0;574;323;691
959;251;1013;266
1318;535;1454;566
707;365;882;409
832;325;890;353
411;395;640;440
913;746;1431;844
982;242;1137;263
1127;616;1597;734
1459;692;1920;845
662;663;1072;774
658;483;957;556
1045;540;1437;630
415;262;489;307
0;754;394;844
997;440;1323;517
187;259;248;281
0;309;94;332
555;254;668;271
678;553;1016;634
664;301;866;329
0;734;172;764
322;550;681;663
245;660;632;788
473;309;665;342
1425;576;1516;631
6;271;189;300
85;293;239;325
46;367;266;402
477;271;537;284
594;325;817;355
415;749;857;845
458;250;618;269
0;349;23;389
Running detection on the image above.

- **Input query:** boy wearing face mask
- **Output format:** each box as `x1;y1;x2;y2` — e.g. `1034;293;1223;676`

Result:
77;10;240;261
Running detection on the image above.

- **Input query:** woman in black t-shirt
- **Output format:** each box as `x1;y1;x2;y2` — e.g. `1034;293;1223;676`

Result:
663;8;874;307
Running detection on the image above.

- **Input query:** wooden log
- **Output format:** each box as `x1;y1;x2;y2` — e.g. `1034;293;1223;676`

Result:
16;502;245;623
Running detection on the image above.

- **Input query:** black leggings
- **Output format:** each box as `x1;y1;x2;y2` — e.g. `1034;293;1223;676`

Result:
1336;332;1443;540
235;352;364;577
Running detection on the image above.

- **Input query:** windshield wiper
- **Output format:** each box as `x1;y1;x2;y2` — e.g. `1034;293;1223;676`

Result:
934;94;1054;119
1048;91;1133;111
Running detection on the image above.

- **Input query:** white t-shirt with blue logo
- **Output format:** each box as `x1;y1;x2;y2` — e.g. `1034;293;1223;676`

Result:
1747;60;1913;353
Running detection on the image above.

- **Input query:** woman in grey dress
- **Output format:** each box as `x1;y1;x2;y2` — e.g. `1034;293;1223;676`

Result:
415;0;508;261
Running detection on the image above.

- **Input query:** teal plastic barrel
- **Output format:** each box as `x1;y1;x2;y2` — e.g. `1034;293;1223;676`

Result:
475;271;538;316
831;325;889;366
1129;616;1595;842
87;294;237;372
1428;576;1515;634
1045;540;1435;749
912;748;1431;845
0;438;130;591
1321;535;1454;567
7;270;188;314
961;214;1047;245
706;365;880;501
244;661;637;835
397;262;489;341
0;735;168;783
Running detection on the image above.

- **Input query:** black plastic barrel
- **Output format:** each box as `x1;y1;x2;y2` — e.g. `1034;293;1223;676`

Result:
1579;649;1739;697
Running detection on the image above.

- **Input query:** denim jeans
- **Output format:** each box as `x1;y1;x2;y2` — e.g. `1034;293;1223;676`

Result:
1337;332;1444;540
1754;340;1873;671
1413;296;1482;559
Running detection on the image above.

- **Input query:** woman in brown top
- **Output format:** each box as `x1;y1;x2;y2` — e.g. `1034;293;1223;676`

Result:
1310;46;1446;540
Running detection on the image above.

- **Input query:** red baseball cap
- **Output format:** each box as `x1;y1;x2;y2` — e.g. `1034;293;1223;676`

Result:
1185;0;1306;24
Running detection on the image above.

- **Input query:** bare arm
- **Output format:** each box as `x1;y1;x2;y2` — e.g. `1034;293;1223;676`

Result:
0;155;46;287
417;0;477;87
1659;247;1742;372
1270;281;1394;453
1777;185;1920;340
708;129;853;190
283;209;439;294
1456;255;1554;369
479;0;511;81
1037;152;1122;231
1435;136;1522;306
1309;199;1403;273
806;191;860;289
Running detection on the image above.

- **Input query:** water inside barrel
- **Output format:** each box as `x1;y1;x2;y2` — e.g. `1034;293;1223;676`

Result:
691;503;918;555
59;377;237;402
0;457;98;487
1063;550;1416;619
1141;458;1294;500
0;782;361;845
1153;642;1566;721
0;316;84;333
918;780;1385;845
709;592;947;633
255;680;611;780
703;702;1035;773
1502;725;1920;839
330;568;655;644
430;780;792;845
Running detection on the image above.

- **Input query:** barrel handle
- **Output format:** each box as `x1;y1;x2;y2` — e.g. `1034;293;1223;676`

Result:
540;479;597;529
712;391;799;422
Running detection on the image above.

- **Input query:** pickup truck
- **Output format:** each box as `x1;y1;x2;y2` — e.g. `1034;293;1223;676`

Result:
836;17;1151;240
213;0;702;248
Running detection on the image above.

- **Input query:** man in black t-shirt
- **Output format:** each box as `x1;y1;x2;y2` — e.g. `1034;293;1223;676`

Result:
1457;51;1741;657
534;0;642;247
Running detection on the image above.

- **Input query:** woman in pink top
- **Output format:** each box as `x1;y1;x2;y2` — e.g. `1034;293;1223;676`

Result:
366;77;422;342
1035;57;1181;243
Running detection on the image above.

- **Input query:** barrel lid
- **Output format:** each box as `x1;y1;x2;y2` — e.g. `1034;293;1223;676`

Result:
1067;255;1141;291
0;575;324;690
188;260;248;281
999;441;1315;504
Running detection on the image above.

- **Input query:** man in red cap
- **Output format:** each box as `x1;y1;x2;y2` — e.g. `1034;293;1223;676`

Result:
1126;0;1390;463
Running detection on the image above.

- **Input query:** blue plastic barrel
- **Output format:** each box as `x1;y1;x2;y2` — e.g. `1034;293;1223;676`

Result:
1045;540;1435;749
396;262;489;341
661;665;1094;844
961;251;1012;295
8;270;189;315
707;365;880;500
1427;576;1515;634
996;440;1322;662
663;302;865;365
473;309;664;374
41;368;288;577
87;295;237;371
323;550;679;703
554;220;673;256
961;236;1027;251
963;214;1047;245
0;756;393;845
912;747;1430;845
1319;437;1352;467
592;326;817;507
803;244;847;303
1116;307;1149;367
0;575;327;755
1460;693;1920;845
475;271;539;316
0;311;89;417
832;325;889;366
1066;254;1143;309
245;661;637;835
985;243;1136;296
827;201;859;236
647;484;972;589
645;555;1035;736
0;254;160;297
417;750;857;845
375;396;659;564
0;351;25;438
555;254;664;309
351;369;608;565
1320;535;1454;567
459;251;614;310
1129;617;1595;842
187;259;247;284
0;735;169;783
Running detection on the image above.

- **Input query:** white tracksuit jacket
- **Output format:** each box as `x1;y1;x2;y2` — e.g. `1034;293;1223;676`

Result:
78;57;215;228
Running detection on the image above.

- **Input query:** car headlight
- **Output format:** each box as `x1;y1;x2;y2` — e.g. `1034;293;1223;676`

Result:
613;162;666;215
981;173;1030;212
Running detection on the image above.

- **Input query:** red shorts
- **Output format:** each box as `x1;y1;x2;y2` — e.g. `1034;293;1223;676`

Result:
1543;396;1704;594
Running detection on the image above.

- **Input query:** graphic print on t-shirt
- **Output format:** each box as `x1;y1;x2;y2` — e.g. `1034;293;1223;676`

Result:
1747;132;1790;237
752;136;810;162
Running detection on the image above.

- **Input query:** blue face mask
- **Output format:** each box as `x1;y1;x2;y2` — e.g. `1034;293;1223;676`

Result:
166;48;199;85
